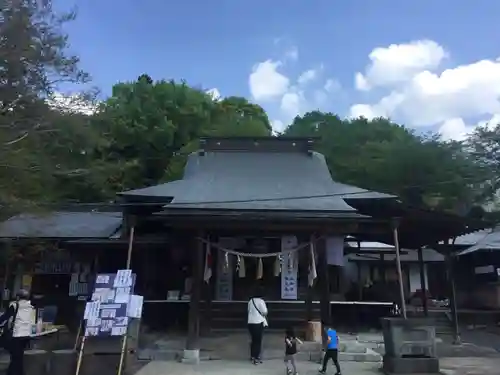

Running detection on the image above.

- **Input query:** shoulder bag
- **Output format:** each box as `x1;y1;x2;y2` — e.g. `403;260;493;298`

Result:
251;298;268;327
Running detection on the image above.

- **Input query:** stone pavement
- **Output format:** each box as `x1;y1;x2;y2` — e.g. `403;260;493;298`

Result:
136;356;500;375
440;357;500;375
135;357;500;375
136;359;380;375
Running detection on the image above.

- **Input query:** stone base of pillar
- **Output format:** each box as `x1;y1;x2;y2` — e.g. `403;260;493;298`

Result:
180;349;200;364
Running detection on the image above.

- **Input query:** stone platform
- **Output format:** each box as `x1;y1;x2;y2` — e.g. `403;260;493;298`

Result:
138;332;385;363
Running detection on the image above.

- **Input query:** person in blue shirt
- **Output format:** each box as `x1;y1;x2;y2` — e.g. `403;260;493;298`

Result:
319;324;341;374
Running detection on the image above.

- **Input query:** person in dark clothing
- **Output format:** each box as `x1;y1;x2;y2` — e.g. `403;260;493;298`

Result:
284;326;303;375
0;289;33;375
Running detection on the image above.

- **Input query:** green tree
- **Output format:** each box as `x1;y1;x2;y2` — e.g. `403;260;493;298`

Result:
466;123;500;203
0;0;91;211
284;112;485;212
91;78;272;191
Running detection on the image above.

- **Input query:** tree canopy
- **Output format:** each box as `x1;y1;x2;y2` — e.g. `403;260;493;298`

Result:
1;1;499;217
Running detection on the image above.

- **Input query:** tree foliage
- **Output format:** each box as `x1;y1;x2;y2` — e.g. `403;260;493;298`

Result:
284;112;486;212
87;78;272;194
467;123;500;203
0;0;91;211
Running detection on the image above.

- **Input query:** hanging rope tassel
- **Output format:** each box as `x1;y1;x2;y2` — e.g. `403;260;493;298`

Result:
238;256;246;278
256;257;263;279
273;255;281;277
308;239;317;287
287;251;294;271
223;252;230;272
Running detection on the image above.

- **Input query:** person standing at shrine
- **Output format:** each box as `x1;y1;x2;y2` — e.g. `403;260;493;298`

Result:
0;289;34;375
247;287;268;364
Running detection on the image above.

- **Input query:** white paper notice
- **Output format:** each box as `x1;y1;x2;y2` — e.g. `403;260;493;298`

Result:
96;275;110;284
92;288;115;303
111;326;127;336
127;295;144;318
114;270;132;288
100;308;116;318
87;318;101;328
85;327;99;337
84;301;100;320
114;287;131;303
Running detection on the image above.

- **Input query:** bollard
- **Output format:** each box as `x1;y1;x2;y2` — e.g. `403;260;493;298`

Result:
25;349;49;375
51;349;77;375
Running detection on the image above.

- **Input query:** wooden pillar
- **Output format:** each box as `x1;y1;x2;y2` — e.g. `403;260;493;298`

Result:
392;223;407;319
380;254;386;283
202;238;215;336
356;241;363;300
445;251;461;344
317;237;330;329
305;234;315;323
417;247;428;317
186;233;204;350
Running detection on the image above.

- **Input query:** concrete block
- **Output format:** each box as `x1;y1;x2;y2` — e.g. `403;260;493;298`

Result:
50;349;77;375
343;341;368;354
25;349;49;375
180;349;200;364
310;348;382;363
339;348;382;363
300;341;322;352
382;355;439;374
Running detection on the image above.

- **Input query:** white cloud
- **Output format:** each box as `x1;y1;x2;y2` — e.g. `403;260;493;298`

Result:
206;88;221;101
349;39;500;139
439;114;500;141
271;119;285;132
438;118;472;141
324;78;341;93
280;89;306;120
249;46;342;131
249;60;290;101
48;93;97;115
285;46;299;61
297;69;317;85
354;40;447;91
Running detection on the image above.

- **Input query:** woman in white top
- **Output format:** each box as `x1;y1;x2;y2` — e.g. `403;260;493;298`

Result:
0;289;34;375
247;287;268;364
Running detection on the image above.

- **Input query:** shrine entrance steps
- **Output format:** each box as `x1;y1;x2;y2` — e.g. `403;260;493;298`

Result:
137;332;383;363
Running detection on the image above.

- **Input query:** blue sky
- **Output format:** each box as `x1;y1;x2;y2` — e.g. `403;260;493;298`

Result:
56;0;500;138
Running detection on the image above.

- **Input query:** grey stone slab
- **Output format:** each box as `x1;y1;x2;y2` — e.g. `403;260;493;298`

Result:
135;358;382;375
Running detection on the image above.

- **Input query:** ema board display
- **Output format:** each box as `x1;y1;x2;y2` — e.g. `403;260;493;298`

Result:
83;270;143;337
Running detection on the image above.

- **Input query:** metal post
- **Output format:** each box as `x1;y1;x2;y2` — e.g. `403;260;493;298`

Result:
393;225;407;319
417;247;429;316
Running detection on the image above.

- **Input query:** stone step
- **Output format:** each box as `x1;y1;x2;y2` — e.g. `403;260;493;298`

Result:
138;347;382;363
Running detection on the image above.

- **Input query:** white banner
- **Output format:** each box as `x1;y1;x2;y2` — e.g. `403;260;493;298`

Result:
281;236;298;300
326;236;345;266
216;253;233;301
